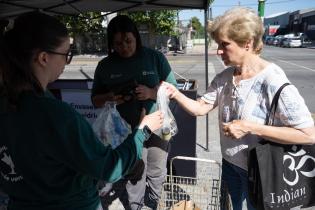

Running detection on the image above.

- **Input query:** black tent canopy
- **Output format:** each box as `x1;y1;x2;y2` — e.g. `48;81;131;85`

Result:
0;0;212;89
0;0;209;19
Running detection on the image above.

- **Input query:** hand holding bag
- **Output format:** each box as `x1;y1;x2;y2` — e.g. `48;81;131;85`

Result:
248;83;315;210
92;101;131;149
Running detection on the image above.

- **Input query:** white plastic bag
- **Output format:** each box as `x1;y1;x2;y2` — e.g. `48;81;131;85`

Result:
93;102;131;149
155;85;178;140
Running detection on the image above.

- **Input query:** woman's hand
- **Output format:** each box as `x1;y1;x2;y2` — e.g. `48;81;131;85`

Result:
135;84;156;100
222;120;251;139
161;81;179;99
139;108;163;132
223;120;315;144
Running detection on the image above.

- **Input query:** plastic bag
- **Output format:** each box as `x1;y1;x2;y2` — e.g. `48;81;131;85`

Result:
155;85;178;140
93;102;131;149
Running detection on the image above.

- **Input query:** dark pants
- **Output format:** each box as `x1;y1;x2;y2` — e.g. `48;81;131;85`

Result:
220;159;255;210
99;134;170;210
0;190;8;210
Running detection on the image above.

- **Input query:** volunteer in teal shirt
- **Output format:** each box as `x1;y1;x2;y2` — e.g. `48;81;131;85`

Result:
92;46;176;127
0;12;163;210
91;15;177;210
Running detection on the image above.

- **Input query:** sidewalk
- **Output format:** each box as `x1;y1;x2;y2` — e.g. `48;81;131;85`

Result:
186;43;218;55
166;43;218;56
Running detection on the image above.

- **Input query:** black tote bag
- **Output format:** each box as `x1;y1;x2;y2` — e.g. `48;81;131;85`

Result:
248;83;315;210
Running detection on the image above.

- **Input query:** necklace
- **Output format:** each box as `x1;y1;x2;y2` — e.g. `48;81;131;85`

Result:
231;69;261;121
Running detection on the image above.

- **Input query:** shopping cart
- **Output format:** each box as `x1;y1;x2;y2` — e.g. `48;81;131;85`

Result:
158;156;222;210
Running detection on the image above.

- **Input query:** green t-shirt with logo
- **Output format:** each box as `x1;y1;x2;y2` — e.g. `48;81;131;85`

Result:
92;47;177;128
0;91;146;210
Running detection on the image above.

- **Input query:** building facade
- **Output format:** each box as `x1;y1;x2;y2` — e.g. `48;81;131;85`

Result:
264;8;315;40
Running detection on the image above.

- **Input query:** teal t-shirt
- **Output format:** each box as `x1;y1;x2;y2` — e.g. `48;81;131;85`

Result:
0;91;146;210
92;47;177;128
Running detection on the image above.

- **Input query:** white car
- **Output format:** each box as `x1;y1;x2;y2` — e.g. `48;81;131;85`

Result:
282;37;302;48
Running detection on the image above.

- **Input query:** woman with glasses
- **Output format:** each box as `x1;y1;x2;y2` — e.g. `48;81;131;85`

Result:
91;15;177;210
0;12;163;210
45;49;73;65
162;7;315;210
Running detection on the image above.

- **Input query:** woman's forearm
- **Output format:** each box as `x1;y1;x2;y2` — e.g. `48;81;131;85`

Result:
174;93;213;116
249;122;315;145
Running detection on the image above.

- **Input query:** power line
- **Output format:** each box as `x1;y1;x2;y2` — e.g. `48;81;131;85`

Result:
212;0;296;8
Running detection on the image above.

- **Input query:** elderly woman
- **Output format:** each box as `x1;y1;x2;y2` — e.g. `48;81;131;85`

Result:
162;7;315;210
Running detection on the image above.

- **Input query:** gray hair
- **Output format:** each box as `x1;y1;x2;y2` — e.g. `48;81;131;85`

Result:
208;7;264;54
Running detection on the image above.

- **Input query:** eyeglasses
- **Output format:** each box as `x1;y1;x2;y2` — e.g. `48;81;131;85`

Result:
46;50;73;64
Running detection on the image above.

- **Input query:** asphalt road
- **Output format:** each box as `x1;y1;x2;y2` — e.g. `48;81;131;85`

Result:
167;45;315;115
262;46;315;113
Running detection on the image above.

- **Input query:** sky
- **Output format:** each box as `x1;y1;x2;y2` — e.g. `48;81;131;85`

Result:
179;0;315;25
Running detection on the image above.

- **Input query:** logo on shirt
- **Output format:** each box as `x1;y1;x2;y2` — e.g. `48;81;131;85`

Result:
0;145;23;182
110;74;123;79
142;71;155;76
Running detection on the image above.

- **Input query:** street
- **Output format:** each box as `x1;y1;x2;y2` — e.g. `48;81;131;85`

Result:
263;46;315;113
167;45;315;115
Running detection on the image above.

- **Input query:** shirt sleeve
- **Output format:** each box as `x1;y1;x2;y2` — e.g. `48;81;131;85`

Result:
91;62;105;97
49;107;145;183
157;51;177;87
276;85;314;129
201;74;220;106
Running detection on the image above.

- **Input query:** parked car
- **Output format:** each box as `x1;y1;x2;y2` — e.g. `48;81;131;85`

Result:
167;36;181;52
301;38;313;48
273;35;284;46
282;37;302;48
266;37;275;45
264;35;273;44
299;34;313;48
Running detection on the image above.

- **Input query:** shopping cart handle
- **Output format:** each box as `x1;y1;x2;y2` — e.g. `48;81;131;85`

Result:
171;156;219;164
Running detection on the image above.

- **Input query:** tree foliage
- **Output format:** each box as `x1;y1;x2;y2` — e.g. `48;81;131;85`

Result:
188;16;205;38
191;17;202;32
57;11;177;52
121;10;177;36
57;12;104;37
57;12;106;53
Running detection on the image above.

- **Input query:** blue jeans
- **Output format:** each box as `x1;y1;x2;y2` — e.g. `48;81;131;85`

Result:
220;159;255;210
0;190;8;210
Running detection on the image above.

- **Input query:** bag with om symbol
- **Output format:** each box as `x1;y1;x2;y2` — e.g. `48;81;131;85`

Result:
248;83;315;210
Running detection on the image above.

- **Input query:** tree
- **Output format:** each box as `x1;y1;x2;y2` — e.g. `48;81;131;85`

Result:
58;12;104;37
119;10;177;48
122;10;177;36
188;16;204;39
58;12;106;53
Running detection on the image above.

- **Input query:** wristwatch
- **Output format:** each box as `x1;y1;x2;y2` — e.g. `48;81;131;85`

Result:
141;125;152;140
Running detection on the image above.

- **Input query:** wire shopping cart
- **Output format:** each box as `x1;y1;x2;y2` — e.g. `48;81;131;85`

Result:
158;156;222;210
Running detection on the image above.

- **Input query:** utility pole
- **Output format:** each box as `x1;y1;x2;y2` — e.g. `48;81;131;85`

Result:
258;0;265;22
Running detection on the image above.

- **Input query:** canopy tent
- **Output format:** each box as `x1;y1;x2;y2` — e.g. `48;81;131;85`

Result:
0;0;209;19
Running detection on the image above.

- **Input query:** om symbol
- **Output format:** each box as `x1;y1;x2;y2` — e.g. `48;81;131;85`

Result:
283;148;315;186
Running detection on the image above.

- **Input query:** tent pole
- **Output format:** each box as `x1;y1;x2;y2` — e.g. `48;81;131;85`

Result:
204;8;209;151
